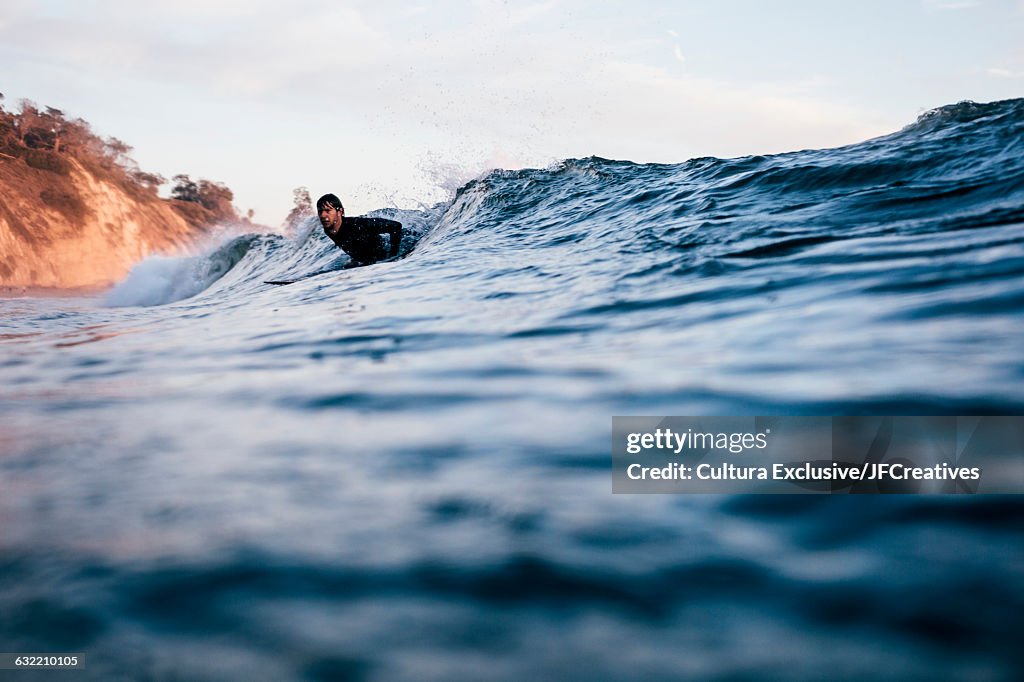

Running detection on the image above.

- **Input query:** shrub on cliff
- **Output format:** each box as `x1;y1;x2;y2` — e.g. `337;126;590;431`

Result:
24;149;72;175
39;187;87;216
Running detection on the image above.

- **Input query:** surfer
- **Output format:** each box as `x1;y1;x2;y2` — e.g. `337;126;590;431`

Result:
317;193;403;266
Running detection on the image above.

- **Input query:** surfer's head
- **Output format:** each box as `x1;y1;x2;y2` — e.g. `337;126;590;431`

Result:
317;193;344;235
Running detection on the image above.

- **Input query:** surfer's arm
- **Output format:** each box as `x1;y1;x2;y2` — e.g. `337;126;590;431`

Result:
380;219;403;258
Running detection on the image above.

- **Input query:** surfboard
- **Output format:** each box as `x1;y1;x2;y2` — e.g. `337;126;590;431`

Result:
264;265;346;286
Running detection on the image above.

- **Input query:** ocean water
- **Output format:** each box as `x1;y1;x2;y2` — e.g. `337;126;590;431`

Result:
1;99;1023;680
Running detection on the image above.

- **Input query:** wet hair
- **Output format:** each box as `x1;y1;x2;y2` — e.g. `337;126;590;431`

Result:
316;193;344;213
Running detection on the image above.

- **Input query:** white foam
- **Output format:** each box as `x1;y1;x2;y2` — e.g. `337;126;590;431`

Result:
103;254;216;307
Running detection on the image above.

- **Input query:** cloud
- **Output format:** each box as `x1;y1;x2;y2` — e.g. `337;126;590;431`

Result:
0;0;898;220
504;1;559;26
588;60;886;160
0;1;890;149
923;0;980;10
987;67;1024;78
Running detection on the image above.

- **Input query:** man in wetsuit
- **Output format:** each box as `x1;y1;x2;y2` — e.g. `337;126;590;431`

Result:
317;193;403;266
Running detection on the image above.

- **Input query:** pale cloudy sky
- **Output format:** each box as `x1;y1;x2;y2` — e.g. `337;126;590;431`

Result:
2;0;1022;225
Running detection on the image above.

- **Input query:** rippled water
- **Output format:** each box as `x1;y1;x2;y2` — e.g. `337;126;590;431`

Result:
2;100;1023;680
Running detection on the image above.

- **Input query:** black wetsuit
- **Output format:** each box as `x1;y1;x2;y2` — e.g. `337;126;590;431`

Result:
329;217;403;265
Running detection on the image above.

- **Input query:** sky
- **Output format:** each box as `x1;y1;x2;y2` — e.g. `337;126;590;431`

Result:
2;0;1022;226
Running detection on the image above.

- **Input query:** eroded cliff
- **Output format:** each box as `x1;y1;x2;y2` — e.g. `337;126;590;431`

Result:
0;153;214;289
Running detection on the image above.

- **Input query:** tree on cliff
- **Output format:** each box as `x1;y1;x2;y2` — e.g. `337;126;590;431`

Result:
102;137;133;168
171;174;201;203
57;117;98;158
197;179;235;221
130;170;166;194
284;186;313;232
43;107;65;153
0;94;15;151
171;174;238;224
14;99;42;147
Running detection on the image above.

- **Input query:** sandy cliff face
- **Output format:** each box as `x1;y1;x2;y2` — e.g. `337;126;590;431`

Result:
0;156;207;289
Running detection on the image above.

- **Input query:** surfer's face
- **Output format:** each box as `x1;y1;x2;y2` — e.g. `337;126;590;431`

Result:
319;204;344;236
